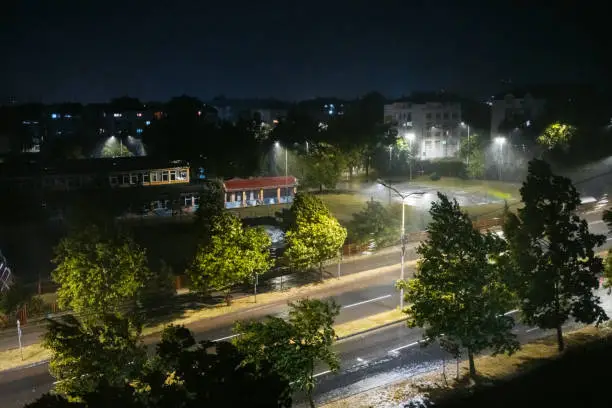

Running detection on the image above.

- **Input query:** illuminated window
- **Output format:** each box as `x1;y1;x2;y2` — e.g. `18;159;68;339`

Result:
151;172;160;182
130;174;138;184
113;113;122;118
64;114;72;119
169;170;177;181
162;171;169;182
145;121;151;126
122;174;130;184
51;113;59;119
136;113;142;117
136;128;143;134
109;176;119;185
178;170;187;180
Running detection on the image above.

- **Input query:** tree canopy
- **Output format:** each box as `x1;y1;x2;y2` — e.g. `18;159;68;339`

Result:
283;193;347;278
399;193;519;377
537;122;576;150
189;212;272;304
234;298;340;408
503;159;607;351
347;199;399;249
52;225;151;319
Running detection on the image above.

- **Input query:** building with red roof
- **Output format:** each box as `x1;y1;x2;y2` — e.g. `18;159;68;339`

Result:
222;176;297;208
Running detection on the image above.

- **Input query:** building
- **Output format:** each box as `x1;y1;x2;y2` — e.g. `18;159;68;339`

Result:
384;100;463;159
489;91;546;138
0;249;12;293
223;176;297;208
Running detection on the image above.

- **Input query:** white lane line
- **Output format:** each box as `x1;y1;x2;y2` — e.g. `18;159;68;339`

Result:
313;370;331;378
213;333;241;342
389;340;421;354
342;294;392;309
526;327;538;333
607;237;612;241
504;309;519;316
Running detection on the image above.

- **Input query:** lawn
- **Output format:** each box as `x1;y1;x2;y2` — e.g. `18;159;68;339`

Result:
410;176;521;201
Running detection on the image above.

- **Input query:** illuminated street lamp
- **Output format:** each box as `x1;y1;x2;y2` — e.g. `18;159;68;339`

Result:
494;136;506;180
377;180;424;309
275;141;288;201
460;122;471;169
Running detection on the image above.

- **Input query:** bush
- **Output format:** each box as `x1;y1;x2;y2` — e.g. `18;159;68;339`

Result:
430;172;441;181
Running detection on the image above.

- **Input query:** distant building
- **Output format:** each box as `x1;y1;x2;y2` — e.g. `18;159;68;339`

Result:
489;91;547;138
384;100;463;159
223;176;297;208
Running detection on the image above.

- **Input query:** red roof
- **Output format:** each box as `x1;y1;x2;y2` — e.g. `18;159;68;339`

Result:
223;176;297;191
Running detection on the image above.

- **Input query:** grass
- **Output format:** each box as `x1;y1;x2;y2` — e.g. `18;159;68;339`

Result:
317;192;370;223
334;309;405;338
322;325;612;408
0;343;50;371
411;176;521;200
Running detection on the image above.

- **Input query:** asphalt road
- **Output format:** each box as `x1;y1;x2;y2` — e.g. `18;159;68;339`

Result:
0;214;609;408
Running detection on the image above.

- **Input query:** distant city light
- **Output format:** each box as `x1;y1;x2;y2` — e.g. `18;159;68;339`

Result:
136;112;143;117
494;136;506;145
145;120;151;126
51;113;59;119
113;113;122;118
64;114;72;118
136;128;143;134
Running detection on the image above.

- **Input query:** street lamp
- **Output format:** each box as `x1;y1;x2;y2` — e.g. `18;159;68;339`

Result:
377;179;424;310
275;141;288;201
404;132;416;180
460;122;470;169
494;136;506;180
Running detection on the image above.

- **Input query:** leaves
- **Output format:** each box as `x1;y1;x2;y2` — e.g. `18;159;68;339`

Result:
348;199;399;248
189;212;272;301
502;159;607;349
537;122;576;150
283;194;347;274
52;225;151;319
458;133;485;179
399;193;519;376
234;298;340;401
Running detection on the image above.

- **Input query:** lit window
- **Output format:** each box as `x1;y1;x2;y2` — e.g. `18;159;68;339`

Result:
136;112;143;117
328;110;333;115
197;110;202;116
162;171;169;182
113;113;122;118
136;128;143;134
51;113;59;119
169;170;177;181
64;114;72;119
145;121;151;126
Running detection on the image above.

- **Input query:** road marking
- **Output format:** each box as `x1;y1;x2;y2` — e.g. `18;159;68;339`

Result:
313;370;331;378
526;327;538;333
589;220;605;226
389;340;421;354
504;309;519;316
607;237;612;241
342;294;392;309
213;333;241;342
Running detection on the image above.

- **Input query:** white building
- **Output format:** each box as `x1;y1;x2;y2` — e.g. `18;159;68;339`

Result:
490;91;546;138
384;101;463;159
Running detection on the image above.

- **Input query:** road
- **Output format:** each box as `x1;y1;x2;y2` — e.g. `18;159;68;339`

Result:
0;213;609;408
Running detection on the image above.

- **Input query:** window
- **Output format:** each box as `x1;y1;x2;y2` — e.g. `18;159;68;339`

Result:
136;128;143;134
443;112;449;119
145;120;151;126
426;113;432;119
194;196;199;206
169;170;176;181
113;113;122;118
122;174;130;184
143;173;150;183
178;170;188;180
130;174;138;184
435;112;441;119
451;113;458;119
110;176;119;185
162;171;169;182
151;172;160;182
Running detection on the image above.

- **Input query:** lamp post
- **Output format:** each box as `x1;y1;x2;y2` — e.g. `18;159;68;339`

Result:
461;122;470;169
275;141;289;201
494;136;506;181
377;179;424;309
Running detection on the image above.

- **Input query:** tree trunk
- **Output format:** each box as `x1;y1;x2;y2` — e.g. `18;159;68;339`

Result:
467;348;476;378
319;184;323;193
308;391;316;408
319;262;324;281
556;324;565;352
308;360;316;408
225;291;232;306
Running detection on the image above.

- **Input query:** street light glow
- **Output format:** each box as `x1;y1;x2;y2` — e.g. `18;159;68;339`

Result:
275;141;280;148
494;136;506;145
404;132;415;142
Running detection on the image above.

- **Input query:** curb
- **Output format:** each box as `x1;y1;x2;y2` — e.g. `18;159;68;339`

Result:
336;318;407;343
1;358;50;373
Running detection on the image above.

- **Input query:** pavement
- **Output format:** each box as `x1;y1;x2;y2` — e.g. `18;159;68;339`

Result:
0;211;609;408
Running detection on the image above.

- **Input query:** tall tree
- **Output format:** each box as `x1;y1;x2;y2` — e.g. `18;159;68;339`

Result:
347;199;399;249
299;143;345;192
283;194;347;279
458;133;486;179
43;314;146;398
398;193;519;378
189;212;272;305
503;159;607;351
52;225;151;320
234;298;340;408
193;180;225;242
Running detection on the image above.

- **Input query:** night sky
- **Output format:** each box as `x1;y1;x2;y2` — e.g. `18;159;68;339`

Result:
2;1;606;103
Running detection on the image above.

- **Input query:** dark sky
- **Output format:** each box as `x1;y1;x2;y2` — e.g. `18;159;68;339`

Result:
1;1;606;103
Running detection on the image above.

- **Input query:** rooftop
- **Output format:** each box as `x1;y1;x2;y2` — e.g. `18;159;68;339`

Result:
223;176;297;191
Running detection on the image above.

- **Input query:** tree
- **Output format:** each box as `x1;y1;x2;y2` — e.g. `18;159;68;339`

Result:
398;193;519;378
458;133;485;179
193;180;225;242
347;199;399;249
603;210;612;288
189;212;272;304
52;225;151;320
32;325;291;408
43;314;146;398
299;143;345;192
537;122;576;150
283;194;347;279
503;159;607;351
234;298;340;408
